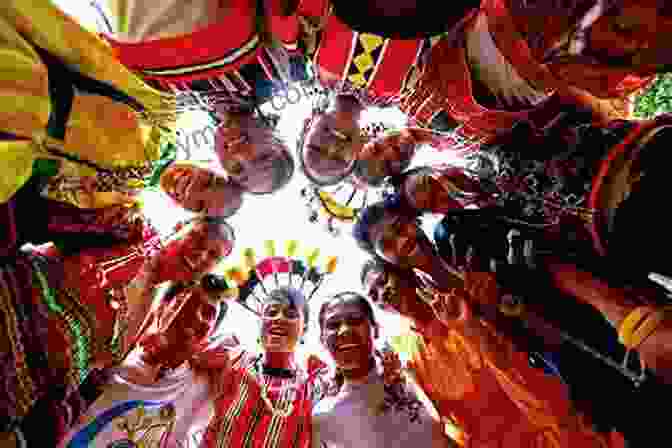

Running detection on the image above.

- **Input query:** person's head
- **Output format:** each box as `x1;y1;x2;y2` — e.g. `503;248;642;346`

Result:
352;132;417;187
162;217;236;281
139;274;231;368
318;292;379;372
160;160;244;217
360;258;422;318
354;196;436;270
298;96;365;186
215;111;294;194
351;157;412;188
586;0;672;73
259;287;309;353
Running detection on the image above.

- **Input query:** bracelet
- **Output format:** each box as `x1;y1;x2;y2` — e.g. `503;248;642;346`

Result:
618;306;655;347
625;307;672;350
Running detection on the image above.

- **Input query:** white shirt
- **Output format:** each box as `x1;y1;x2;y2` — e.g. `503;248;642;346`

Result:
58;349;214;448
312;367;449;448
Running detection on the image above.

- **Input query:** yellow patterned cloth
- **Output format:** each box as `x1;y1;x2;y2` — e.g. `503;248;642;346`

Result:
0;1;176;207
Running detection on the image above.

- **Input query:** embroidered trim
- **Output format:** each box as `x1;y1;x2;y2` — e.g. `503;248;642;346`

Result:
0;269;36;417
465;119;635;226
33;264;91;384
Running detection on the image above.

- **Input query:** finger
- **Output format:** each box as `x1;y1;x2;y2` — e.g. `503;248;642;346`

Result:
506;229;524;265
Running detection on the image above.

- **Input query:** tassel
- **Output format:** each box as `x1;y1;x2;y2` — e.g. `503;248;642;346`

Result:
264;241;279;286
243;248;256;272
286;240;299;257
326;256;338;274
226;267;248;286
306;248;320;267
265;240;277;257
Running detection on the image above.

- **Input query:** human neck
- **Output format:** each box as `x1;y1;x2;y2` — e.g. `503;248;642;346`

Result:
263;351;296;370
332;95;364;117
342;357;376;386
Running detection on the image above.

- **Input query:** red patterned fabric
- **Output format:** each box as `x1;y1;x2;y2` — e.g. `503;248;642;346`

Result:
202;351;327;448
484;0;654;99
298;0;427;103
105;0;300;84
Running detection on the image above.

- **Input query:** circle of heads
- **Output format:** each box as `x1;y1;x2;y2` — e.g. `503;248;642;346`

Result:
218;240;338;317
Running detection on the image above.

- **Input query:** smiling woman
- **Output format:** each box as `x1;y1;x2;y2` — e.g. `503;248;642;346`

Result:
159;160;244;217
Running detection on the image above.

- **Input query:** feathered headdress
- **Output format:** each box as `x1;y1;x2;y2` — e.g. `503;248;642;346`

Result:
220;240;338;316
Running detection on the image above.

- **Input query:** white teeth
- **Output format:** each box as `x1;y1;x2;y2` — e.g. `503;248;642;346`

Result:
338;344;358;350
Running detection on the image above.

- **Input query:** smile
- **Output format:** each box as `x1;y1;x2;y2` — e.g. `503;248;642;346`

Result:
336;343;360;352
269;327;288;336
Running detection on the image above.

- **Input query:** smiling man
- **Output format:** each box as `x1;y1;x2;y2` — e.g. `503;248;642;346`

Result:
314;292;455;448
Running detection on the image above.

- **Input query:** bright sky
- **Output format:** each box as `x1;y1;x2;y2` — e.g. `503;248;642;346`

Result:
53;0;459;365
141;100;416;365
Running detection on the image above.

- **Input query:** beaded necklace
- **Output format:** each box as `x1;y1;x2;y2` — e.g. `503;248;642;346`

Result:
253;359;301;418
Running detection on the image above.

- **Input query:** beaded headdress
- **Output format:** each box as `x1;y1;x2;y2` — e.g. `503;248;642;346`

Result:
217;240;338;316
298;116;400;236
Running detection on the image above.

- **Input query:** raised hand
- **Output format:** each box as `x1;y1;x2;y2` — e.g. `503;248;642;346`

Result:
414;268;471;327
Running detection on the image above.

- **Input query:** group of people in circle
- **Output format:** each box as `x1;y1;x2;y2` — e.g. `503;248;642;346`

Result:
2;0;672;446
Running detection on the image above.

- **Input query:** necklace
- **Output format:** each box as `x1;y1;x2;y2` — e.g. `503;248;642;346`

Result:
257;363;300;418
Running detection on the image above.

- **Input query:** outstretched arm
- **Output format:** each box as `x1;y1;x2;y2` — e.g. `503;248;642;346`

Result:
547;261;672;384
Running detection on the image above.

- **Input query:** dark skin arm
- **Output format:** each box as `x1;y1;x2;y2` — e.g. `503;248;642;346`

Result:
547;261;672;383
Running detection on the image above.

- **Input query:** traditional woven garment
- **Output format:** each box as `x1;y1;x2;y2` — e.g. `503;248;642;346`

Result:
104;0;309;113
0;0;173;208
298;0;445;113
59;343;328;448
202;351;327;448
0;177;160;442
400;0;655;140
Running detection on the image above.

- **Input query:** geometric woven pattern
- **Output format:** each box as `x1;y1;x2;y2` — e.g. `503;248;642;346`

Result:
347;33;386;88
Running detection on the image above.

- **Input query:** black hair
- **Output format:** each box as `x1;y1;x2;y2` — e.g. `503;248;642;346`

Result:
296;114;357;187
360;258;383;287
265;286;311;330
317;291;380;396
192;216;236;243
318;291;378;332
352;195;421;257
247;146;296;195
161;273;231;312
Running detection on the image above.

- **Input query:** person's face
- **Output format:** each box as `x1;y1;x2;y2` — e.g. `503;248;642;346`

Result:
260;300;305;353
141;286;219;365
160;164;231;214
321;301;375;371
303;111;362;182
217;125;283;194
363;268;417;318
588;2;672;66
370;213;430;269
165;222;233;278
